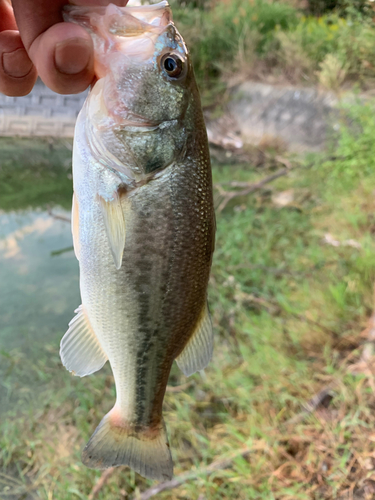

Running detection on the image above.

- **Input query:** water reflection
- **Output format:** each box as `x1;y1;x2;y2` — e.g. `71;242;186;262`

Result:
0;209;79;409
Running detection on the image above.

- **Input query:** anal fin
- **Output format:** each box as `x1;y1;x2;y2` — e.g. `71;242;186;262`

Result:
60;305;108;377
176;303;213;377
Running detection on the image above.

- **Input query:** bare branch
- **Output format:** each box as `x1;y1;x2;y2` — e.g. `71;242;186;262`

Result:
47;207;71;223
88;468;117;500
285;384;336;425
215;167;289;213
134;448;252;500
166;382;193;393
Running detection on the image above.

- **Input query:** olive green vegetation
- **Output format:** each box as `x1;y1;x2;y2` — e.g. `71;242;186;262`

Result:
0;138;73;211
171;0;375;102
2;102;375;498
306;0;372;16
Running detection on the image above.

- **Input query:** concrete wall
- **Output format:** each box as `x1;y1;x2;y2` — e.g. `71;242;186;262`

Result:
228;82;340;153
0;79;343;152
0;80;87;137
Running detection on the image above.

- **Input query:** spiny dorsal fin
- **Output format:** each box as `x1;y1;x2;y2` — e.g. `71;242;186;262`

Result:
60;305;108;377
176;303;213;377
99;193;126;270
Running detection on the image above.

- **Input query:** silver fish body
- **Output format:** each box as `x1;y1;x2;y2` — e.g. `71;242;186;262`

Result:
60;1;215;481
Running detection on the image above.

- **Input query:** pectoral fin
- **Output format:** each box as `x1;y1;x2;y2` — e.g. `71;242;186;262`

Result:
176;303;213;377
60;305;108;377
99;193;126;270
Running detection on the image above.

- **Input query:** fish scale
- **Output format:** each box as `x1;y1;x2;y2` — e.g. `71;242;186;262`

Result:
60;1;215;481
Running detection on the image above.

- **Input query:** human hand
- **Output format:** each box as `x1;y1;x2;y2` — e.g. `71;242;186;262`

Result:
0;0;128;97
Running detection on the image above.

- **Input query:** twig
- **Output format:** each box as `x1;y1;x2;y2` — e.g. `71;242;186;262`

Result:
234;290;280;314
231;280;338;336
288;310;339;338
166;381;193;393
229;260;338;278
347;285;375;393
134;447;252;500
215;167;289;213
47;207;71;223
229;263;299;277
285;384;336;425
252;146;295;170
51;245;74;257
215;180;263;188
274;155;294;170
88;468;117;500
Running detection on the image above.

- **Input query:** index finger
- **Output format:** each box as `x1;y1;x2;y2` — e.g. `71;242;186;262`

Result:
0;0;17;31
0;0;37;96
11;0;94;94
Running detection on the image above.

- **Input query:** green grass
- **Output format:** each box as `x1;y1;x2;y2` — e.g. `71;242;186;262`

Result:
2;102;375;498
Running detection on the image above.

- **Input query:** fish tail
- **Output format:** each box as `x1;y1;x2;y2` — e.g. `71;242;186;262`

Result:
81;406;173;481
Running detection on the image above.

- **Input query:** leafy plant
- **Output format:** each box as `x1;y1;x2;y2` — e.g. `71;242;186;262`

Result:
173;0;298;86
306;0;374;16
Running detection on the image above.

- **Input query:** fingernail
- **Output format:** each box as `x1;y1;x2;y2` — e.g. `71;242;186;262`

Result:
54;38;92;75
2;48;33;78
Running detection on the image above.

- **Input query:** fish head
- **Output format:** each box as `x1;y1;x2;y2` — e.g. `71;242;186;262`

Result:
65;2;198;179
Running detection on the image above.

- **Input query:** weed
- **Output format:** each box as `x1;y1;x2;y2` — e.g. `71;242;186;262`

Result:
273;30;315;83
306;0;374;16
318;54;348;91
172;0;298;99
0;138;73;211
171;0;375;97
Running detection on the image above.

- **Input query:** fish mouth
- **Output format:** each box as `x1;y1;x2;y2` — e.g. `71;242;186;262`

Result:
107;108;163;130
120;122;163;132
64;2;171;31
64;1;172;73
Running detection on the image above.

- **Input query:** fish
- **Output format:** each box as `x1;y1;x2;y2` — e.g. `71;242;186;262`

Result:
60;1;215;481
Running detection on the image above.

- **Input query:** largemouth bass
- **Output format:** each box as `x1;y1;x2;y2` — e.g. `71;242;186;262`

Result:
60;1;215;481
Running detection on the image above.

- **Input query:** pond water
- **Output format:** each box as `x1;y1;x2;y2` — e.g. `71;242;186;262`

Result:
0;208;79;413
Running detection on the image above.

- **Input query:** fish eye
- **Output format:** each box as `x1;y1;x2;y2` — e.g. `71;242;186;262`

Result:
161;54;184;79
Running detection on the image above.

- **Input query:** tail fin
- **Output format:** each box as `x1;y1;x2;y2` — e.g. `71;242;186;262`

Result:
81;408;173;481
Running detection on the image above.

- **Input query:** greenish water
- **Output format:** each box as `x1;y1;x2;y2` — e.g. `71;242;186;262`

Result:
0;139;79;414
0;209;79;411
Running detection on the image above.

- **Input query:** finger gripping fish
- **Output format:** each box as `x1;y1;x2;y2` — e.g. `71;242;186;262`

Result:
60;1;215;481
